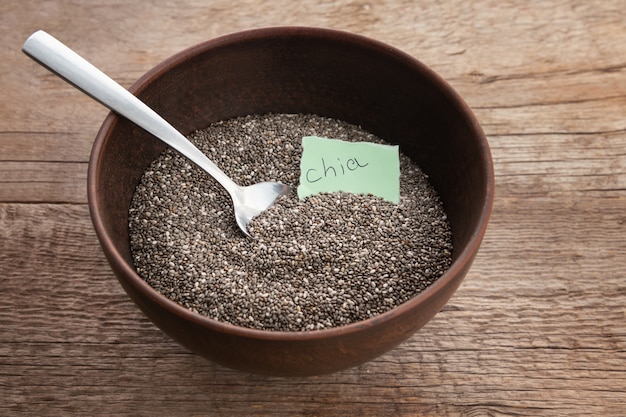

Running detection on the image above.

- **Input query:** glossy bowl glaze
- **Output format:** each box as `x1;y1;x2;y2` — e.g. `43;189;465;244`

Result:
88;27;494;376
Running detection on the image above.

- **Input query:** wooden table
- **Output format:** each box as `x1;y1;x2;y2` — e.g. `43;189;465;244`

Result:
2;1;625;415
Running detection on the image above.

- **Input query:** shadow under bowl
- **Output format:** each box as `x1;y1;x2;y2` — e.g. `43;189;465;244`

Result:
88;27;494;377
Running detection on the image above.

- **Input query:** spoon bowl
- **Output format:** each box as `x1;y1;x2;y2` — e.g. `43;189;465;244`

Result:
234;182;292;236
22;30;290;235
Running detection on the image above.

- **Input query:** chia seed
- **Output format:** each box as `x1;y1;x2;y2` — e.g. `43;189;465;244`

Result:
128;113;452;331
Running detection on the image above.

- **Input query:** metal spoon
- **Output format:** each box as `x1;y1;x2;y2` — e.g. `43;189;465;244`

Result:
22;30;291;236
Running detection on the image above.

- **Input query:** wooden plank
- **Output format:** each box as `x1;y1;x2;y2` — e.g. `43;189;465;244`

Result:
0;161;87;203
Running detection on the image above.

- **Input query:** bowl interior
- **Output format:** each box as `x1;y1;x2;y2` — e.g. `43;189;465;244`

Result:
92;28;491;270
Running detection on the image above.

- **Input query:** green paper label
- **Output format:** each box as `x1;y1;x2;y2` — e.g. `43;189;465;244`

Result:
297;136;400;203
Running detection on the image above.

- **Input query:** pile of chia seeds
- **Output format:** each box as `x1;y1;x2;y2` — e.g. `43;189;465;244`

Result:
129;114;452;331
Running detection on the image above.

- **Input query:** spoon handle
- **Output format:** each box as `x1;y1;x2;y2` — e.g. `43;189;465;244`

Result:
22;30;239;193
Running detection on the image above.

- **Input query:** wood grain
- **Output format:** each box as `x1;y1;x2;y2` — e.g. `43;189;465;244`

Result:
1;0;625;415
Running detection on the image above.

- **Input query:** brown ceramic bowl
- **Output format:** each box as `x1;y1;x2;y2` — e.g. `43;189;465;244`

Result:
88;27;494;376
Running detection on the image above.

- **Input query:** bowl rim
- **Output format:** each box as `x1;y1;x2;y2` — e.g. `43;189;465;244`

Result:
88;26;494;342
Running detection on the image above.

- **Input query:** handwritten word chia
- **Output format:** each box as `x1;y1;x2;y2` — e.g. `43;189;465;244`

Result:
305;157;369;183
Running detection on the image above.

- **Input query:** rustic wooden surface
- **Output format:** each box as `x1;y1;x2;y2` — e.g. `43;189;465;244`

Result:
2;0;625;415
